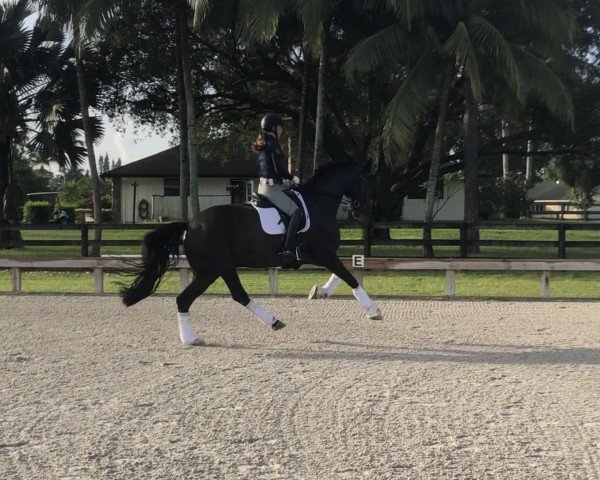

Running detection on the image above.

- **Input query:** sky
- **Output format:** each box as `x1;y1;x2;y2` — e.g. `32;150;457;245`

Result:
96;117;173;166
21;10;173;172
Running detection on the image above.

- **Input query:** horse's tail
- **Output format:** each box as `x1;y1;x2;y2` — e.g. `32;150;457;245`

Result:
121;222;188;307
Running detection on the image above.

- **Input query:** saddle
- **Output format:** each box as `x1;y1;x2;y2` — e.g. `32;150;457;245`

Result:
250;190;310;236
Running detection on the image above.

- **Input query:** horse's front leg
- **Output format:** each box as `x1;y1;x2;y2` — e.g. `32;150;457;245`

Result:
315;255;382;320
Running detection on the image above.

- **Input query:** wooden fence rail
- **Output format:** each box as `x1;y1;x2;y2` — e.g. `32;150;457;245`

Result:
1;221;600;258
2;256;599;299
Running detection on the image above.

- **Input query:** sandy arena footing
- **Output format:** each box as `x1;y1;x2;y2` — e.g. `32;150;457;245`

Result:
1;295;599;479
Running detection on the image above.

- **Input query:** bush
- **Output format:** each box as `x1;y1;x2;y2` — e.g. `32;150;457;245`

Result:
480;176;533;219
75;208;92;223
23;201;52;223
74;208;112;223
58;205;76;223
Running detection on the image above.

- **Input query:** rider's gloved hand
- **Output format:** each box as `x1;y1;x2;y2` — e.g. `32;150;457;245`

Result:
292;176;300;185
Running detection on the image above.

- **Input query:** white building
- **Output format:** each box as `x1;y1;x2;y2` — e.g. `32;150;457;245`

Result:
102;146;257;223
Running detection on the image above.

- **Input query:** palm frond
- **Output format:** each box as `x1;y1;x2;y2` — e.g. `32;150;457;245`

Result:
442;21;482;101
511;45;574;128
467;15;521;101
386;0;456;29
345;23;418;76
382;51;443;164
299;0;338;50
237;0;294;43
517;0;575;47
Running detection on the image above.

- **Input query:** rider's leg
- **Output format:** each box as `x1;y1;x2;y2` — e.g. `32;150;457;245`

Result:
257;184;301;258
222;270;285;330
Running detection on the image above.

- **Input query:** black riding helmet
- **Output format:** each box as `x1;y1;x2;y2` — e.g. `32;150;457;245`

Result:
261;113;284;133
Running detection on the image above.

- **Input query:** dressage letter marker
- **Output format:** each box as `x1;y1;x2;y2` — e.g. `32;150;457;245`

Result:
352;255;365;269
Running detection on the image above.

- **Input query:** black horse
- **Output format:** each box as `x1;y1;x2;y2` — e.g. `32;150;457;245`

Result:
121;161;382;345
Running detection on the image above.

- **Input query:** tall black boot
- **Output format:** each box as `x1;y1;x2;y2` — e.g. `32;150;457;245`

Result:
281;210;303;259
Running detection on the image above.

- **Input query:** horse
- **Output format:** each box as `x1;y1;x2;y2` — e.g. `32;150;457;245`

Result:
120;161;382;345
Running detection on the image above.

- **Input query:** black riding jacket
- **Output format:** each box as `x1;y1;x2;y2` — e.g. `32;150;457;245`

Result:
257;135;293;181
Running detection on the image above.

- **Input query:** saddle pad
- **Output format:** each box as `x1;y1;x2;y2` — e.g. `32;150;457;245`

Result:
251;191;310;235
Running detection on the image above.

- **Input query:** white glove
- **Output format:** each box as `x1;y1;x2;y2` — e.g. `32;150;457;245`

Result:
292;176;300;185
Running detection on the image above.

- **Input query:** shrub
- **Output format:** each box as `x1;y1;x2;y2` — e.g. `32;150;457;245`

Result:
23;201;52;223
480;176;533;219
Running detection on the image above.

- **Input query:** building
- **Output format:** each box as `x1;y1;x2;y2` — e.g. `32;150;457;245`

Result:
528;180;600;220
102;146;352;223
102;146;257;223
401;178;465;221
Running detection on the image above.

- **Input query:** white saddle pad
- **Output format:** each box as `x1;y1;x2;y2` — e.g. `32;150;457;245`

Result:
251;190;310;235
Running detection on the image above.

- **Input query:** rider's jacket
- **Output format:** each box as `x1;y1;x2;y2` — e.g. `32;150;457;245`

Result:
257;135;293;181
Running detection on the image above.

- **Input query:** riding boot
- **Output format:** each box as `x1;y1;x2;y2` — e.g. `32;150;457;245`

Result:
281;210;303;259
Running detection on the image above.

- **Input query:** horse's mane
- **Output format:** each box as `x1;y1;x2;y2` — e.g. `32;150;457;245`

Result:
300;161;360;190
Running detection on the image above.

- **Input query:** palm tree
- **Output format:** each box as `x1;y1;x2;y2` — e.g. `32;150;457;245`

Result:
346;0;575;254
38;0;117;255
0;0;66;244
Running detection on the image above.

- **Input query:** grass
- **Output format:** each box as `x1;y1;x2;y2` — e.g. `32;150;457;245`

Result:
1;222;598;298
1;269;599;298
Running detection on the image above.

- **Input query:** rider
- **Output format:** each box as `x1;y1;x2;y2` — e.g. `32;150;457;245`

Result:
252;113;302;260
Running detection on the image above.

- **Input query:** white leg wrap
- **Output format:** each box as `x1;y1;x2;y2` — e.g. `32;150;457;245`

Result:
322;274;341;296
352;287;381;318
177;312;201;345
246;300;275;326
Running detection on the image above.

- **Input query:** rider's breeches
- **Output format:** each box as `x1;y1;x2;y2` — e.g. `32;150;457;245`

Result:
257;184;299;216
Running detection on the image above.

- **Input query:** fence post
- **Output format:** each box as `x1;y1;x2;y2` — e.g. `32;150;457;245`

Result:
363;220;372;257
445;270;456;296
558;225;566;259
11;268;21;294
460;223;468;258
540;271;550;298
81;223;89;257
93;268;104;294
268;268;279;294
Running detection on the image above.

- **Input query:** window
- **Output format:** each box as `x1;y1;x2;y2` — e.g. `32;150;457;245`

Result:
245;180;254;203
164;178;179;196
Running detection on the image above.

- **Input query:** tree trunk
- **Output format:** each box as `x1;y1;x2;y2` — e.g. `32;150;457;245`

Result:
423;64;453;257
74;21;102;256
525;122;534;183
297;49;310;181
312;34;327;173
175;0;190;221
463;80;480;254
501;120;510;178
180;3;200;216
0;136;11;248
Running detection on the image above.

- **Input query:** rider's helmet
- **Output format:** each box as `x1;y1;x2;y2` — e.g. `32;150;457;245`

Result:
261;113;284;133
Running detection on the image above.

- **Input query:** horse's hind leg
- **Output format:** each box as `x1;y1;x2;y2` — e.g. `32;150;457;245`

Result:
221;270;285;330
316;254;382;320
308;273;341;299
176;270;218;345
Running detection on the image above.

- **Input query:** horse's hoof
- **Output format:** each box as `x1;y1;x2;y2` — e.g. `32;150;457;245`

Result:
271;319;286;330
367;308;382;320
183;337;206;346
308;285;328;300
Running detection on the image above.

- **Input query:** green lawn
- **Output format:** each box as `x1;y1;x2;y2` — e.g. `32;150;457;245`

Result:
1;223;598;298
1;269;598;298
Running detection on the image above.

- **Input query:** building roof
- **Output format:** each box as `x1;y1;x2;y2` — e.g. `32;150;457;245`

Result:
101;146;257;179
527;180;571;201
